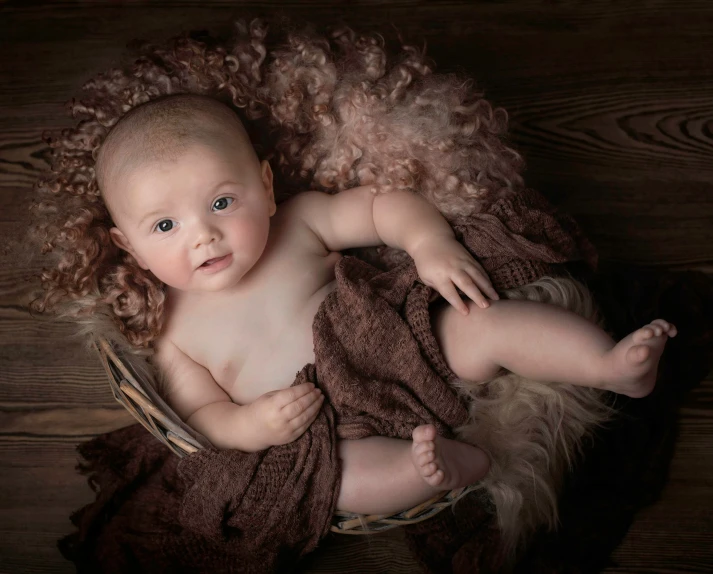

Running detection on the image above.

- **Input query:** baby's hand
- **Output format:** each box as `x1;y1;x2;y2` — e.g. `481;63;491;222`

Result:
248;383;325;447
411;236;499;314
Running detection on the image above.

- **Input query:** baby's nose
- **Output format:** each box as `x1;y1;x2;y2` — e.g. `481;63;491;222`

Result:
192;220;221;248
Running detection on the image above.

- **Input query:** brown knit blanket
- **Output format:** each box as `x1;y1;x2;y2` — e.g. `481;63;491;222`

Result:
57;188;713;573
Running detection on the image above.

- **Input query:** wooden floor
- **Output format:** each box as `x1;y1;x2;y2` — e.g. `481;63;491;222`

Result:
1;1;712;572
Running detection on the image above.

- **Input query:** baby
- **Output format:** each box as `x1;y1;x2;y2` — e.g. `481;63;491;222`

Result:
96;93;677;516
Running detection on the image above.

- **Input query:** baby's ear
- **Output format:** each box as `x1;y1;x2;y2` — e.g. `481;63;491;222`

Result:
109;227;131;251
261;159;276;216
109;227;149;270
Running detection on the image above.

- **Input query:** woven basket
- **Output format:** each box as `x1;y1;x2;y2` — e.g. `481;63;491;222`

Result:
95;336;479;534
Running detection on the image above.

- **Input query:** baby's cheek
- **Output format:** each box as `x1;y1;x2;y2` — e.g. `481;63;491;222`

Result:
234;215;269;253
152;250;191;288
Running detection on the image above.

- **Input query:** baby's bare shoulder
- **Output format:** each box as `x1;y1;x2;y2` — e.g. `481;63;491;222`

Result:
152;331;231;420
153;294;203;367
152;330;182;374
278;191;324;223
280;190;333;223
277;187;380;253
275;192;332;253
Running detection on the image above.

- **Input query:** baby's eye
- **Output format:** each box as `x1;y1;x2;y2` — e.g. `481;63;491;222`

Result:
155;219;175;233
212;197;234;211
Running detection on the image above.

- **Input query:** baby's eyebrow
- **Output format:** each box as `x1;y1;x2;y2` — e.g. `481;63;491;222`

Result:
138;209;165;227
211;180;241;193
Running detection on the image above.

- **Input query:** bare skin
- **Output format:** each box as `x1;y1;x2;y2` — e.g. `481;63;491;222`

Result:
603;319;676;397
337;425;490;514
103;137;676;515
430;298;677;400
411;424;490;489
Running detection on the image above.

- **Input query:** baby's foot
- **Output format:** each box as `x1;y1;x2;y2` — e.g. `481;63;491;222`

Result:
602;319;677;398
411;424;490;490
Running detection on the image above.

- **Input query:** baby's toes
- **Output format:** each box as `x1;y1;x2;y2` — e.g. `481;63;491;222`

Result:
648;320;670;336
417;449;435;468
633;326;656;343
412;424;437;443
422;462;439;478
626;343;651;365
412;440;434;458
425;468;445;487
651;319;677;337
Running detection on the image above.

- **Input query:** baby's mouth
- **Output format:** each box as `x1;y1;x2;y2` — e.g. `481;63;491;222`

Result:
200;255;228;268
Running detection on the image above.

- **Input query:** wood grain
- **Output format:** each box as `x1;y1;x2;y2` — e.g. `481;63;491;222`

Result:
1;1;712;573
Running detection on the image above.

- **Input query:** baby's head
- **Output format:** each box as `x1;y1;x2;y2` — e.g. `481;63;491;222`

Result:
96;93;276;294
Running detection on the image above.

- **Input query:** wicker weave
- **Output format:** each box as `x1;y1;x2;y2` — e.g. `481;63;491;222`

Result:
95;336;479;534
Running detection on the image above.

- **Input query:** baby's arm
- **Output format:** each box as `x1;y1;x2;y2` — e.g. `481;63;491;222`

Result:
293;186;499;312
293;185;451;254
154;339;324;451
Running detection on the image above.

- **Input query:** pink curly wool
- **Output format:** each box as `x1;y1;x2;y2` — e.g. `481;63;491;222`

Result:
37;16;608;574
29;17;531;348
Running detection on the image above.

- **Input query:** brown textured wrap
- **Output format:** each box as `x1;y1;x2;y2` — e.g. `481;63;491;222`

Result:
59;187;596;572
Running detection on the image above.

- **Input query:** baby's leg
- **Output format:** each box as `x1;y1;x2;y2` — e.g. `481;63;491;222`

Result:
337;427;489;515
431;298;677;398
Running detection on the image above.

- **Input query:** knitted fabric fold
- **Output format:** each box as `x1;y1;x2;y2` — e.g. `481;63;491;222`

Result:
59;187;597;573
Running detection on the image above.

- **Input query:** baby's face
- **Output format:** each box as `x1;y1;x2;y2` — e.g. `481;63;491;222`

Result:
105;143;276;293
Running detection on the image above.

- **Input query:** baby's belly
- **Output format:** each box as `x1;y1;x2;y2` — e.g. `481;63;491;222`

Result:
227;280;337;404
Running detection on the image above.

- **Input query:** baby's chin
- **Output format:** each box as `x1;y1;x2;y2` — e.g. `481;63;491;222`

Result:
196;273;250;294
164;278;240;295
160;260;254;294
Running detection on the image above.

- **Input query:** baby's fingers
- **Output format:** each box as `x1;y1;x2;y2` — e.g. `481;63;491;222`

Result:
281;387;322;419
466;263;499;301
291;414;321;440
437;280;469;316
452;270;490;311
289;393;325;429
272;382;315;409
